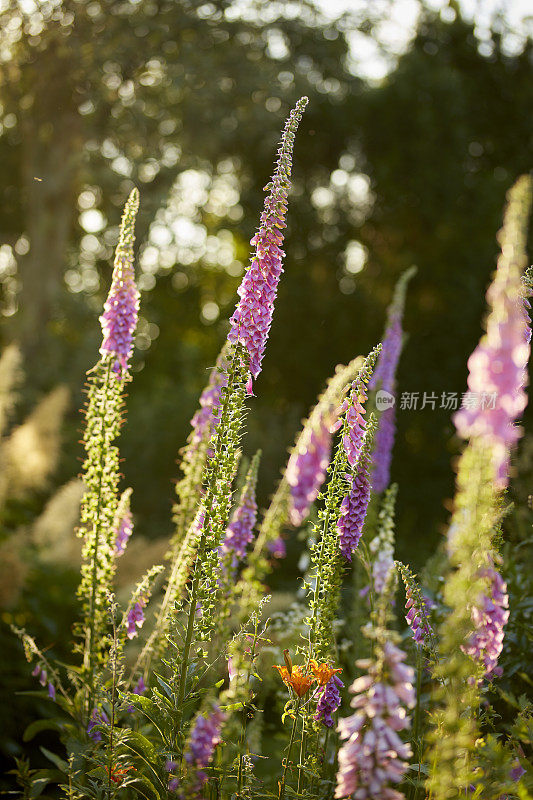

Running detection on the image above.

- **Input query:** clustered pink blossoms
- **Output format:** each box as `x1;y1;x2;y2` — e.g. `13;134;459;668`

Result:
462;566;509;680
286;414;333;526
126;595;147;640
316;674;344;728
405;588;434;648
453;201;531;487
369;310;402;495
114;508;133;556
99;189;140;378
228;98;308;394
336;641;415;800
31;663;55;700
372;546;395;596
190;347;229;451
219;457;259;570
179;705;226;791
337;441;372;561
334;378;368;467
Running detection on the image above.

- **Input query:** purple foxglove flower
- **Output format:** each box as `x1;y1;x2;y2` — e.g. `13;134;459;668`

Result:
405;589;434;647
47;683;56;700
126;598;146;640
509;759;526;782
338;446;372;561
454;182;531;488
268;536;286;559
316;674;344;728
87;708;109;742
190;346;229;452
371;404;396;495
462;566;509;680
114;508;133;556
185;705;226;786
369;310;403;395
336;641;414;799
220;455;259;565
133;676;147;695
334;378;367;468
228;98;308;393
372;547;395;595
99;189;140;377
286;414;333;526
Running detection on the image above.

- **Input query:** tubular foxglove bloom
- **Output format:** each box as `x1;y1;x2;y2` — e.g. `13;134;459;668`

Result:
185;705;227;786
228;97;308;392
190;345;230;452
372;405;396;495
397;561;435;650
335;376;368;467
114;488;133;556
338;419;376;562
286;413;333;526
336;641;415;800
454;177;532;488
99;189;140;378
220;452;260;569
462;565;509;680
268;536;286;558
316;674;344;728
370;267;415;493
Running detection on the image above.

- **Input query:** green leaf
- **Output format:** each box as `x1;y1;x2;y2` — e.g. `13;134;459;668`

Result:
23;719;61;742
39;747;68;773
124;730;159;764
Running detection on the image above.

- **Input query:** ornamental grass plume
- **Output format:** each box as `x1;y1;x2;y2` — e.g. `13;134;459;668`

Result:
370;267;416;493
454;176;532;488
336;570;415;800
228;97;308;393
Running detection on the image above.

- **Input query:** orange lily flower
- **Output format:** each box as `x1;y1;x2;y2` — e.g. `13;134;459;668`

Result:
108;764;135;784
274;665;315;697
309;660;342;686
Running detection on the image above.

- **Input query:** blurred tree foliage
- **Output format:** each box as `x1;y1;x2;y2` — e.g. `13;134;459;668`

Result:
0;0;531;574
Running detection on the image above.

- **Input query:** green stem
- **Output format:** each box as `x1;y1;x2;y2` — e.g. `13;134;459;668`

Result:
279;700;301;800
85;357;114;712
175;347;243;743
410;647;423;800
297;712;307;795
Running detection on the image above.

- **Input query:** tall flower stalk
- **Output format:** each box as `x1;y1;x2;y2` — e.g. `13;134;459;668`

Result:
306;348;380;664
336;570;415;800
426;176;532;799
174;98;308;729
76;188;140;701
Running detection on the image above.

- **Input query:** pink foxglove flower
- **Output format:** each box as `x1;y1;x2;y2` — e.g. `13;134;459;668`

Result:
228;98;308;393
185;705;226;787
454;180;531;488
220;454;260;568
338;437;373;561
190;346;229;451
462;565;509;680
99;189;140;377
114;508;133;556
336;641;414;799
126;596;147;639
286;413;333;526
